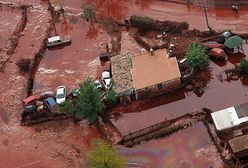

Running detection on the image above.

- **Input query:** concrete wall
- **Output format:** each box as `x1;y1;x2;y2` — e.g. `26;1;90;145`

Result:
135;78;181;99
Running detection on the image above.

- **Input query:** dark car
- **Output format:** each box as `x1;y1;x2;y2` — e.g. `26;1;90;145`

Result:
22;105;37;118
69;88;80;98
44;97;58;113
99;53;110;61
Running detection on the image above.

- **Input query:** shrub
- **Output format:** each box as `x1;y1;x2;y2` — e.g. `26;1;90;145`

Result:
86;140;125;168
74;78;104;123
186;43;209;71
130;15;152;30
16;58;31;73
105;89;117;104
239;59;248;75
82;5;95;21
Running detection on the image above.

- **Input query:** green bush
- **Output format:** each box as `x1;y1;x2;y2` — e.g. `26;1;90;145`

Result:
74;78;104;123
82;5;95;21
130;15;152;30
186;43;209;71
239;59;248;75
86;140;125;168
105;89;117;104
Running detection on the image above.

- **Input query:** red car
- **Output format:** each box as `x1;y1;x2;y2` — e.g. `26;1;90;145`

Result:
202;41;224;49
22;96;36;106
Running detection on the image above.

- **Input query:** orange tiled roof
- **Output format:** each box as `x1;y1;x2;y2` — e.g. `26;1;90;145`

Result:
131;49;181;90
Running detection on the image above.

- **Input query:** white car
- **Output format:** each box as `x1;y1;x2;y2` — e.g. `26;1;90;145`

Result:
55;86;66;104
94;80;103;89
101;71;112;90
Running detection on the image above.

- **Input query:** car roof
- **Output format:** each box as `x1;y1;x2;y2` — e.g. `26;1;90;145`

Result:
45;97;57;106
102;71;110;77
48;36;60;43
57;86;65;94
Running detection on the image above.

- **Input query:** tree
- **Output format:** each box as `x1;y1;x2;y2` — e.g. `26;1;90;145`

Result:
105;89;117;104
186;43;209;71
74;78;104;123
58;100;74;115
82;5;96;21
239;59;248;75
86;140;125;168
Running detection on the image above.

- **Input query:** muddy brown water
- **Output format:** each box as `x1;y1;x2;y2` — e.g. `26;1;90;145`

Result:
0;6;21;49
118;122;224;168
1;0;248;167
33;17;110;94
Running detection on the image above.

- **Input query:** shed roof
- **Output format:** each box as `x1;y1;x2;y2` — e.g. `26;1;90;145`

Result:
211;103;248;131
224;35;243;49
131;49;181;90
111;53;133;96
229;134;248;154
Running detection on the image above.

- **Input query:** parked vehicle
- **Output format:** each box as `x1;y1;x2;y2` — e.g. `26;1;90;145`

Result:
22;96;36;106
47;35;71;48
55;86;66;104
69;88;80;97
44;97;57;113
94;80;103;89
209;48;228;60
101;71;112;90
99;53;110;61
22;105;36;115
40;91;54;100
202;41;224;49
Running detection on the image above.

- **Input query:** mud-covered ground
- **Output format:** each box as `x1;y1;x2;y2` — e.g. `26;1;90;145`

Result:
1;0;248;168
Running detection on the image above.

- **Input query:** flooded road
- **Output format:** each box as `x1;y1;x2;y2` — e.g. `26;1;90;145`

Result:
0;1;101;168
1;0;248;167
118;122;223;168
0;6;21;49
33;16;109;94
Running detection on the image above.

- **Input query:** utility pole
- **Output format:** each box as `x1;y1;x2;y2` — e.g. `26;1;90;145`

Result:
200;2;211;31
203;5;210;30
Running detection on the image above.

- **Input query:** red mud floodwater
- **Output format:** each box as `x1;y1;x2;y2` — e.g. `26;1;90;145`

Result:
33;16;109;94
0;6;21;49
118;122;223;168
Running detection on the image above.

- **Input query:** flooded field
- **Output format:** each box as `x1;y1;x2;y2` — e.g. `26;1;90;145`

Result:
33;16;109;94
0;6;21;49
118;122;223;168
127;1;248;33
1;0;248;167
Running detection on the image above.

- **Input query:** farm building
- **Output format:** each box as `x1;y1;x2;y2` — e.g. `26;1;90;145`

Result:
229;134;248;159
131;49;181;99
211;103;248;132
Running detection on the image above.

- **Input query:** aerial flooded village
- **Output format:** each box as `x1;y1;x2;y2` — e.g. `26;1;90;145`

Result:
2;0;248;167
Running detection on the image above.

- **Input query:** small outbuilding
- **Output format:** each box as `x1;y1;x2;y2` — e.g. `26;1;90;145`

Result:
211;103;248;132
224;35;244;53
229;134;248;159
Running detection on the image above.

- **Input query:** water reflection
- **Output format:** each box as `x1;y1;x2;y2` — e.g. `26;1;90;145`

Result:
118;122;223;168
84;0;128;20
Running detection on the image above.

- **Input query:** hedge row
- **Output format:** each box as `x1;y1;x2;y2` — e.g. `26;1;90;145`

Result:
130;15;189;33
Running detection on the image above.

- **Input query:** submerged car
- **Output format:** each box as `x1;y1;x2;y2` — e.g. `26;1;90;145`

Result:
47;35;71;48
101;71;112;90
44;97;58;113
69;88;80;97
55;86;66;104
